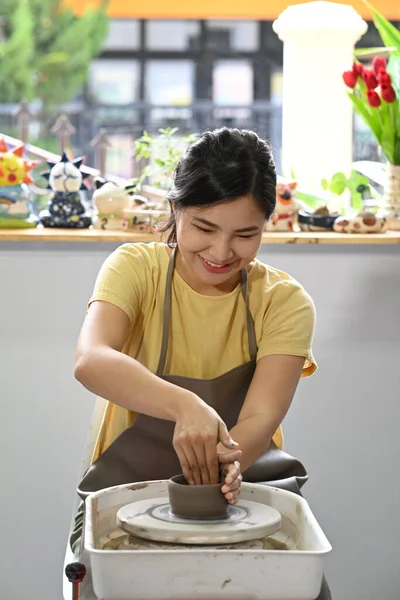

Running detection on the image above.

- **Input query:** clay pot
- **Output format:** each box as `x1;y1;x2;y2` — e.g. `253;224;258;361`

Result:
168;474;229;520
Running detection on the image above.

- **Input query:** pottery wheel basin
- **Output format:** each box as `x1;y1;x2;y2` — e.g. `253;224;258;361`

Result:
116;497;282;545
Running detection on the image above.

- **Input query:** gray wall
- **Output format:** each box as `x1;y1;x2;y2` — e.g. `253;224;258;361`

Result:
1;241;399;600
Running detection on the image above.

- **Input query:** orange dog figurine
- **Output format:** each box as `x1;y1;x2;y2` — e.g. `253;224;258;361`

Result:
265;180;301;232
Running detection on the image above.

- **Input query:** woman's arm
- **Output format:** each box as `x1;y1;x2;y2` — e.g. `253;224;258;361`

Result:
75;301;191;421
217;354;305;472
75;300;237;484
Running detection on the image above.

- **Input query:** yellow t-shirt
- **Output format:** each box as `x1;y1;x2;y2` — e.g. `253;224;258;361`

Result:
88;242;317;460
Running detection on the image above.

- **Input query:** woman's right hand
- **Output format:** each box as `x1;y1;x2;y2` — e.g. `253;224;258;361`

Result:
173;393;238;486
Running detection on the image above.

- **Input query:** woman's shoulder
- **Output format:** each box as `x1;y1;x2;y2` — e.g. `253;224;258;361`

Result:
104;241;169;274
89;242;169;323
249;259;314;310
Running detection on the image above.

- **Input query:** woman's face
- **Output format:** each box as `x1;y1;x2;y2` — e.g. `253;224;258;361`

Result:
175;194;265;293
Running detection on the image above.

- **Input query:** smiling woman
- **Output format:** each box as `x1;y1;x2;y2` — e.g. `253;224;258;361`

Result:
171;197;265;291
75;126;316;486
72;127;329;598
158;128;275;293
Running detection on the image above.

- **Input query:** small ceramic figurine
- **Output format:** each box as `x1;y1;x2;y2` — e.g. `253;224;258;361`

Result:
333;210;387;234
0;138;39;228
92;178;147;230
39;152;92;228
265;180;303;232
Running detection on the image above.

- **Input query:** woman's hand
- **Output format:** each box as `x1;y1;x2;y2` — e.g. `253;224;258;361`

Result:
173;393;238;486
219;448;243;504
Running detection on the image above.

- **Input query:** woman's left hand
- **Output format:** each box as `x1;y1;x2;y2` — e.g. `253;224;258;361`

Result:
218;448;243;504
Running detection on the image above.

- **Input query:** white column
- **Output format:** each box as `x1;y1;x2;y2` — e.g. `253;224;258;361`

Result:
273;1;367;194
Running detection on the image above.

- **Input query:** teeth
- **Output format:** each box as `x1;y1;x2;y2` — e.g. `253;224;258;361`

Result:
203;258;226;268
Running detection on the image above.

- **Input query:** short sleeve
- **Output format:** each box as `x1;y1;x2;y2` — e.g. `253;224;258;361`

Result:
88;244;146;324
257;281;317;377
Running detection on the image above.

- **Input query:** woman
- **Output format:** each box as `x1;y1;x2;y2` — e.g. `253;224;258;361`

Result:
71;128;330;599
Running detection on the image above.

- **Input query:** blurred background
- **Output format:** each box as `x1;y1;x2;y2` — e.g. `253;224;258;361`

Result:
1;0;398;179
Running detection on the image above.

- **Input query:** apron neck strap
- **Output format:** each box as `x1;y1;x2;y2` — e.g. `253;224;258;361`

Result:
156;246;257;375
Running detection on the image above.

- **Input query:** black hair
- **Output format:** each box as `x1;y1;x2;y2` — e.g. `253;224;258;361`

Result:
159;127;277;246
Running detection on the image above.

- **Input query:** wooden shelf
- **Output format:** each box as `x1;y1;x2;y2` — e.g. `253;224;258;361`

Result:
0;227;400;245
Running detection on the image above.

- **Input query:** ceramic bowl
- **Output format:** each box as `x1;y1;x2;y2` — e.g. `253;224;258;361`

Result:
168;474;229;520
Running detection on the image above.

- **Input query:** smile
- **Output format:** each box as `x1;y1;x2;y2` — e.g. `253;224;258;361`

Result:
199;255;234;274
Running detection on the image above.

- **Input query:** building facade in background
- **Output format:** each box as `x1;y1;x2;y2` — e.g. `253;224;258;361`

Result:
68;2;400;176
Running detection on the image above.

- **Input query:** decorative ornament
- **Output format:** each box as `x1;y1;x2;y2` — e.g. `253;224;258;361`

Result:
39;152;92;228
0;137;39;229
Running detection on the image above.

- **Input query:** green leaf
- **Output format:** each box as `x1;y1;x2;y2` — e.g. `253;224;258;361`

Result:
329;172;348;195
347;91;382;143
331;172;347;183
380;94;396;163
346;170;371;210
352;193;364;211
329;181;347;195
155;158;165;167
35;52;69;69
295;190;323;210
354;46;393;57
321;178;328;190
0;0;35;101
387;55;400;99
364;1;400;56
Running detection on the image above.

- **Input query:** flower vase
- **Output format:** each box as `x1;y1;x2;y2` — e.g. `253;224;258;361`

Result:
379;163;400;230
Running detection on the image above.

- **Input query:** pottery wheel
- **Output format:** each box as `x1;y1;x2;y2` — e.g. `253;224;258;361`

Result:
116;497;282;545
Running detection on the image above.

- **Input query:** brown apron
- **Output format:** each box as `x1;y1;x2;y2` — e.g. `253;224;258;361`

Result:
72;248;331;599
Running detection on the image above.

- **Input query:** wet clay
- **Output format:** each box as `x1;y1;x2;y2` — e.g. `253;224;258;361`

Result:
168;474;229;520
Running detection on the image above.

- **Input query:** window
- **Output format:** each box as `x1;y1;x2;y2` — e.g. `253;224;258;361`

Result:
106;134;135;178
89;59;140;105
145;20;200;50
145;60;194;105
103;20;140;50
206;21;259;51
145;60;194;125
270;71;283;104
213;60;254;105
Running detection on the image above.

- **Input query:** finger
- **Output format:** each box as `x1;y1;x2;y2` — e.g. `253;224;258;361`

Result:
218;449;242;464
183;440;207;485
204;438;219;485
226;488;241;504
196;440;211;485
222;477;242;494
221;466;241;494
173;443;194;485
218;421;239;450
225;461;241;485
224;484;241;504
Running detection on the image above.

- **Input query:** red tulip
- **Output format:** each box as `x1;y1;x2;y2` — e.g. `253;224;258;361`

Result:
352;63;364;77
362;69;378;90
343;70;358;88
372;56;387;74
366;90;381;107
378;70;392;86
381;85;396;103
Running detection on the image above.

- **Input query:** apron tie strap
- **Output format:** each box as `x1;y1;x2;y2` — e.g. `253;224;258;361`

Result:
157;247;257;375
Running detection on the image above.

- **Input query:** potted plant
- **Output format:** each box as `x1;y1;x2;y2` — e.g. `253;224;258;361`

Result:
342;1;400;229
122;128;198;233
295;168;383;232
